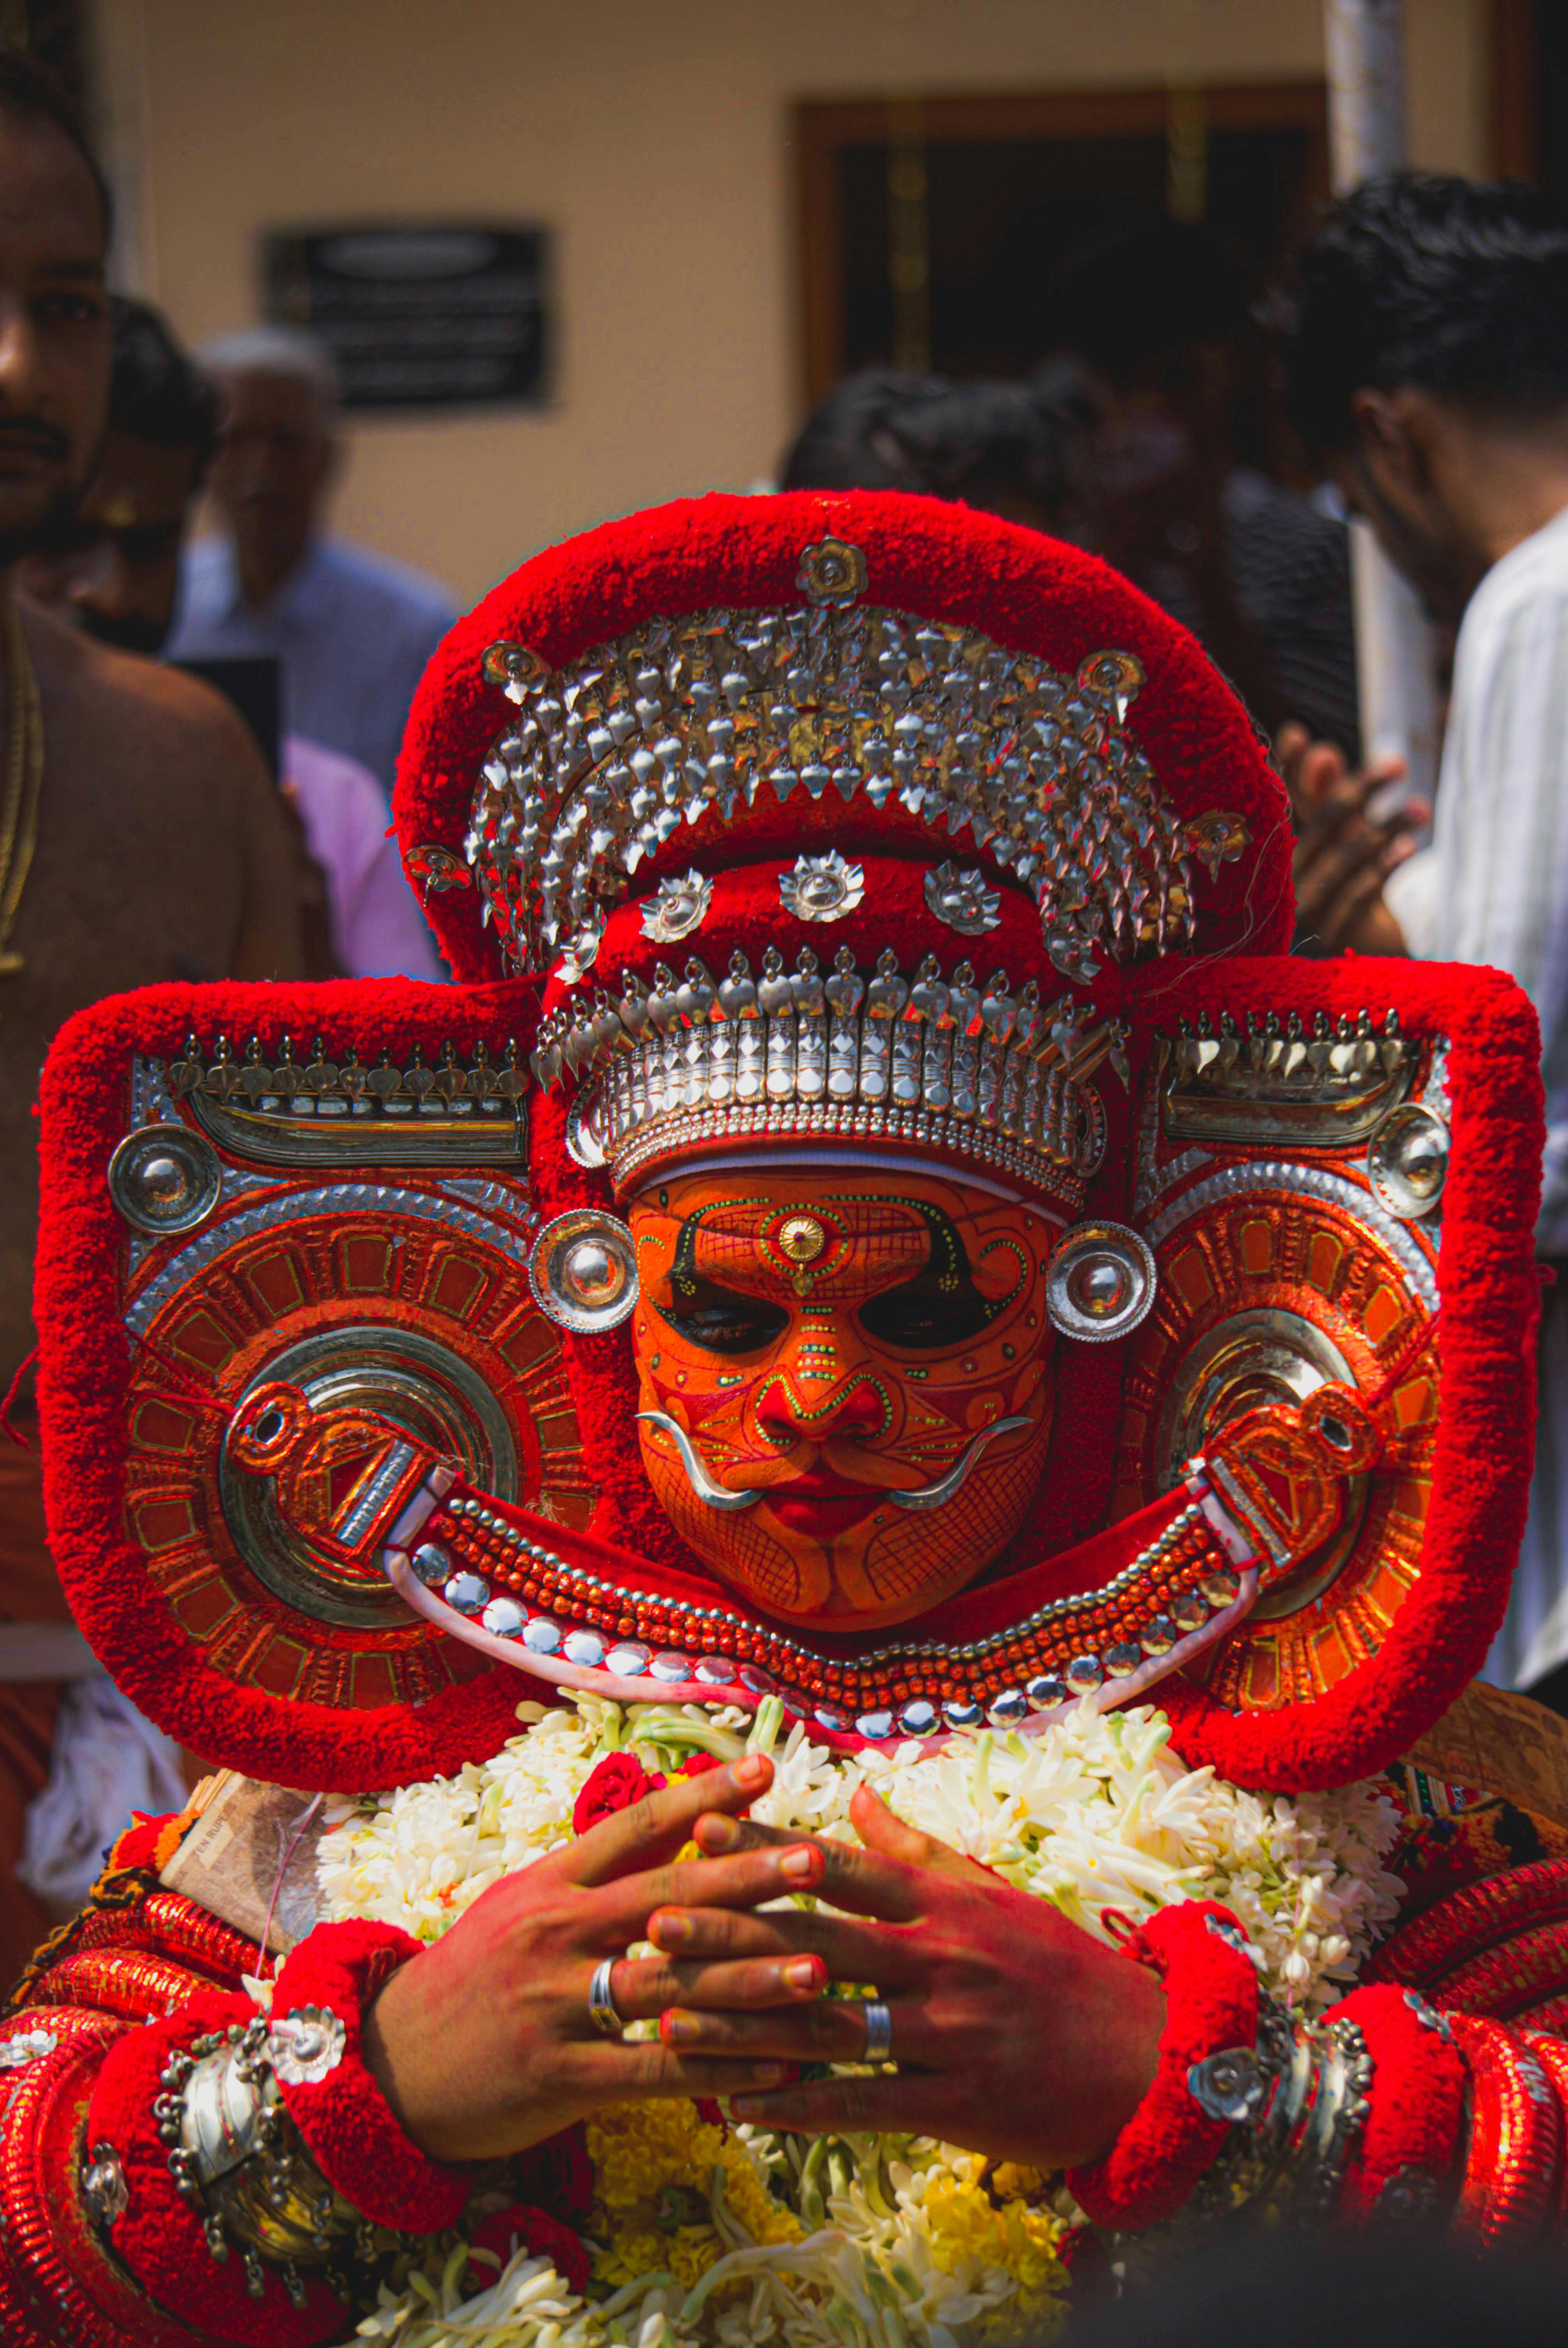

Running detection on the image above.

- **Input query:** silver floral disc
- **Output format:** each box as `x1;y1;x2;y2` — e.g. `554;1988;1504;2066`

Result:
640;868;713;943
923;860;1002;936
1045;1220;1157;1342
269;2005;347;2086
1367;1102;1448;1220
107;1122;222;1236
527;1208;639;1332
779;850;865;923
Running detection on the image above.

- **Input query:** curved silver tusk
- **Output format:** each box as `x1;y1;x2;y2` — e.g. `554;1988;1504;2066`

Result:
888;1414;1035;1512
635;1411;762;1512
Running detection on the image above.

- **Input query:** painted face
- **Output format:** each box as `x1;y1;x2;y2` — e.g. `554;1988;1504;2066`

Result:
629;1163;1063;1630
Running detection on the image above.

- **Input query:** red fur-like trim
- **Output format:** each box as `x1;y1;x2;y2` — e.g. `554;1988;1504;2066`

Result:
34;979;541;1791
1066;1900;1259;2231
1333;1985;1465;2223
1116;955;1543;1791
88;1991;347;2344
270;1921;470;2232
392;490;1293;986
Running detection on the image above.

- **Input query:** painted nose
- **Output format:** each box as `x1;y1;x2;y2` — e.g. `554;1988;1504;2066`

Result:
758;1372;886;1446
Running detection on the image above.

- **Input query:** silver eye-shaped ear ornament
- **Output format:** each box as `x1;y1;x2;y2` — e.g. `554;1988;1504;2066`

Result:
527;1209;639;1333
1044;1220;1158;1343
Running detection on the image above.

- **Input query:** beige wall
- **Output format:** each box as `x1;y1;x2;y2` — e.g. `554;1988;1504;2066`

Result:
91;0;1488;611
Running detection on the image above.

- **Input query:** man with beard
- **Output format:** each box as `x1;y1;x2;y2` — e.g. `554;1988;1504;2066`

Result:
0;50;303;1981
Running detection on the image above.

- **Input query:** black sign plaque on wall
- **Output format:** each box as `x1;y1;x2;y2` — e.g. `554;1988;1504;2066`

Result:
261;224;551;412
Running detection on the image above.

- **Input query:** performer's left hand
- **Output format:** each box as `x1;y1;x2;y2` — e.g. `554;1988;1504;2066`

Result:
646;1785;1165;2171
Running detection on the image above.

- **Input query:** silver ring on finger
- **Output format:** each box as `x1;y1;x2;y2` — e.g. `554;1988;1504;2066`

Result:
588;1957;625;2039
861;1997;893;2064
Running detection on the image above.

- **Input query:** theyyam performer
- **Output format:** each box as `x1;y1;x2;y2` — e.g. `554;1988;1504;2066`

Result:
4;489;1566;2347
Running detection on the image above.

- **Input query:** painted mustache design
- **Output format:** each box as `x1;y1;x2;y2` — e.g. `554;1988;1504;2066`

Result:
635;1410;1034;1517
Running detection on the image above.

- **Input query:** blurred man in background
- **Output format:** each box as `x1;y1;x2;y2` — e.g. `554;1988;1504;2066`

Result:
1282;173;1568;1711
0;51;305;1978
22;297;444;983
166;325;457;799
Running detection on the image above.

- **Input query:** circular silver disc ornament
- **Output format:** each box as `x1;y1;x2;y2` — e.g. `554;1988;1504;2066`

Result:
107;1122;221;1236
1045;1220;1157;1343
1367;1102;1449;1221
527;1208;639;1332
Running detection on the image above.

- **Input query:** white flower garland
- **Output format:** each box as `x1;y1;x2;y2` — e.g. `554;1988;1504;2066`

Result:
328;1697;1404;2348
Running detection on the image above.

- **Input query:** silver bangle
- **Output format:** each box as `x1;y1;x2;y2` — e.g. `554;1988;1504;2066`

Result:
152;2015;365;2308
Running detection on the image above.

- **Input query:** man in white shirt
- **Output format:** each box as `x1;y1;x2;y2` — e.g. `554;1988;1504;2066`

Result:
164;327;457;799
1282;173;1568;1706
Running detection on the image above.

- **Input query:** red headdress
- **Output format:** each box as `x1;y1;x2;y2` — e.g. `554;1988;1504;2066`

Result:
32;492;1542;1797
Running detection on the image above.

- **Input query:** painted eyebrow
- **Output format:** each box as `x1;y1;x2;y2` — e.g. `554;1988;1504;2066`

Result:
38;256;104;281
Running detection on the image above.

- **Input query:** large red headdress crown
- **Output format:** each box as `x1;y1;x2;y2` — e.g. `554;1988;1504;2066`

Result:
405;497;1292;1206
29;492;1543;1801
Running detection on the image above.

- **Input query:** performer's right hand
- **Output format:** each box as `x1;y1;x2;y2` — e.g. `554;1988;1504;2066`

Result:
362;1751;831;2162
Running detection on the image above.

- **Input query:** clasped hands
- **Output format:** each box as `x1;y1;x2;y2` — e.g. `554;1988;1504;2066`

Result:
364;1754;1164;2175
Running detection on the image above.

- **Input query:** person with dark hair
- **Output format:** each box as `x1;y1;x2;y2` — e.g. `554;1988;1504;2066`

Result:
1280;172;1568;1710
780;366;1071;533
19;295;442;986
1042;215;1361;756
0;53;304;1980
20;294;215;652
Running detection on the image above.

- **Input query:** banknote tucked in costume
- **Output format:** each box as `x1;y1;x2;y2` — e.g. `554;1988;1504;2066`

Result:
3;490;1565;2347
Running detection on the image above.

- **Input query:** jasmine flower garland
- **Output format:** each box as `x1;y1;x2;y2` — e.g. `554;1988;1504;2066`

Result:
331;1697;1403;2348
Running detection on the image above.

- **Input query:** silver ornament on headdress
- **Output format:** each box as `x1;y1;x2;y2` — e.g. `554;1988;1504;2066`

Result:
640;868;713;944
924;861;1002;937
779;851;865;924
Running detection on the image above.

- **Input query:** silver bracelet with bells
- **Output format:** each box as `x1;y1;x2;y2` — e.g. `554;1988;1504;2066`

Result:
145;2008;382;2306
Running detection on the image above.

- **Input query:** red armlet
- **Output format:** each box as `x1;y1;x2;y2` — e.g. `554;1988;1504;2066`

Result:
270;1919;470;2233
1066;1901;1259;2231
1328;1984;1466;2224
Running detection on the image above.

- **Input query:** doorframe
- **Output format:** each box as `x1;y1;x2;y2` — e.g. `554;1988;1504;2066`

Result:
793;80;1330;407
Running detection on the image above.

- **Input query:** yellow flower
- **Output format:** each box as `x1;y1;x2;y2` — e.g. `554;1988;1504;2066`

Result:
922;2163;1070;2300
590;2228;668;2291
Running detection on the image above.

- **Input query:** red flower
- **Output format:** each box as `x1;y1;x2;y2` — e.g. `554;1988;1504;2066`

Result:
694;2096;729;2136
671;1749;721;1780
572;1751;661;1835
512;2122;595;2222
467;2203;591;2297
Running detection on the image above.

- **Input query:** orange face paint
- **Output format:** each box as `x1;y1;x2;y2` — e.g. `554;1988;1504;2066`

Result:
629;1163;1065;1630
